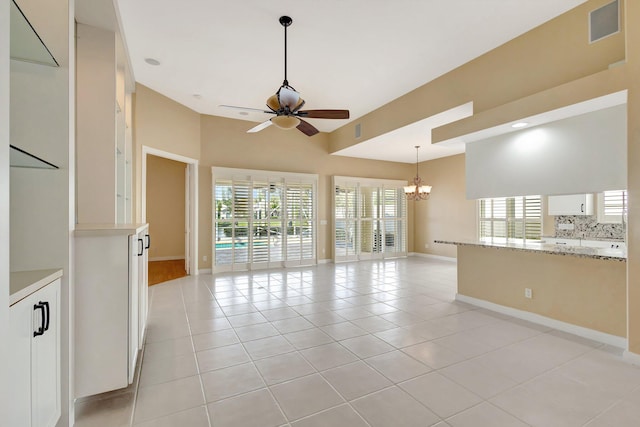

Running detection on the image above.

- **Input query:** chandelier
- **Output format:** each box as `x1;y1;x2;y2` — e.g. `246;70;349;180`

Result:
404;146;432;201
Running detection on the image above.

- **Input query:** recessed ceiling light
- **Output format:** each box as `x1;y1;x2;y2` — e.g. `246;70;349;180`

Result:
511;122;529;128
192;94;202;99
144;58;161;66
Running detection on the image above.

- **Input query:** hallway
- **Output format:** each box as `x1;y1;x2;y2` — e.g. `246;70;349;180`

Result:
75;257;640;426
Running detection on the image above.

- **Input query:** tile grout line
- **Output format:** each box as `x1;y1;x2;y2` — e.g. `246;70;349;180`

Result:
182;279;216;427
125;260;639;427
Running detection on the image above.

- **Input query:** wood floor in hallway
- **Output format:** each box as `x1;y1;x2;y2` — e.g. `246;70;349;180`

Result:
148;259;187;286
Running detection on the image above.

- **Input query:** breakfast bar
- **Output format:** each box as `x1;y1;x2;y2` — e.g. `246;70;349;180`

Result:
436;239;627;345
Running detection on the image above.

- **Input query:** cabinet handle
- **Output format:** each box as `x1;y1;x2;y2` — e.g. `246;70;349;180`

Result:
138;238;144;256
33;302;46;337
43;301;50;332
145;234;151;249
581;203;584;213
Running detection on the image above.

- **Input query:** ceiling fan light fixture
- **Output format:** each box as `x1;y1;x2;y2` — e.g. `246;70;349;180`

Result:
271;115;300;130
267;94;280;111
278;86;300;109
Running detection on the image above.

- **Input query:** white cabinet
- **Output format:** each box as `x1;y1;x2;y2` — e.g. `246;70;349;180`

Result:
138;232;150;350
74;224;149;398
548;194;594;216
8;275;61;427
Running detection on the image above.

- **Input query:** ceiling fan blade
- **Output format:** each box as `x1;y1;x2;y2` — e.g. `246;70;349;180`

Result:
296;119;319;137
247;120;273;133
297;109;350;119
220;105;273;114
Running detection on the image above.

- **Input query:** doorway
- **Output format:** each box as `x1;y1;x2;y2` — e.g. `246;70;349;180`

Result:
142;146;198;280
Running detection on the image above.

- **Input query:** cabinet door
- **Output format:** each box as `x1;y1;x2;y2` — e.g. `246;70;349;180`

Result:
8;279;61;427
31;279;61;427
128;235;140;384
548;194;593;215
8;295;33;427
138;229;149;350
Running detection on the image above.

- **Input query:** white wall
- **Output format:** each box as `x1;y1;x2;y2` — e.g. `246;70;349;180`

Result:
466;104;627;199
0;0;10;420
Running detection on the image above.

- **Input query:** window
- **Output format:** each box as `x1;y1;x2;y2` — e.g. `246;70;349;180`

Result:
333;176;407;262
212;167;317;272
598;190;627;223
479;195;542;241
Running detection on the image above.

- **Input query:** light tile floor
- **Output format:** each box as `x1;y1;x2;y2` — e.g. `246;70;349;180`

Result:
75;257;640;426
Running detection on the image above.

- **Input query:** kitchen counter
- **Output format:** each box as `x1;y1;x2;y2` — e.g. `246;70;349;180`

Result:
75;223;149;237
10;269;63;306
447;241;627;342
435;238;626;261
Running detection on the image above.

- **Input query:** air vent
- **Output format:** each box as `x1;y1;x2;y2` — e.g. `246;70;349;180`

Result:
589;0;619;43
355;123;361;139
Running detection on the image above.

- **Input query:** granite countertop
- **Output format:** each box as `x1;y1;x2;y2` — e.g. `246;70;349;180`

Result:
10;269;63;306
435;239;626;261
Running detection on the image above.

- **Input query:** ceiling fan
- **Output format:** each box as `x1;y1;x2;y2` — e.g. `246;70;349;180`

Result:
221;16;350;137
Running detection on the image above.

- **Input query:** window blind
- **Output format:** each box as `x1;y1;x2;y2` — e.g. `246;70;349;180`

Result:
479;195;542;241
598;190;626;223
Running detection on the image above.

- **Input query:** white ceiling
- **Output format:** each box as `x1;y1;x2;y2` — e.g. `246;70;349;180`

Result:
114;0;587;163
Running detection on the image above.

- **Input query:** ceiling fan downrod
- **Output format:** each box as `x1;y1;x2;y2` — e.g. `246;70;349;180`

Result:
279;15;292;87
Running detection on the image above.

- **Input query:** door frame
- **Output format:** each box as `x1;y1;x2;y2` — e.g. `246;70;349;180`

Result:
141;146;199;276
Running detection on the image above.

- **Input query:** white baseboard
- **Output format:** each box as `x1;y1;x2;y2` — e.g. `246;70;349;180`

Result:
318;259;332;264
149;256;185;262
456;294;627;349
198;268;212;275
624;350;640;366
410;252;457;263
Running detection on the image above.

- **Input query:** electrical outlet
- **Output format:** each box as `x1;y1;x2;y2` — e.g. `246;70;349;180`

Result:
203;255;208;262
525;288;533;299
425;243;429;249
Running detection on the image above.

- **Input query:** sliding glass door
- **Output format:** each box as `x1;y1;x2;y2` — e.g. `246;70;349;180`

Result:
213;168;317;272
333;177;407;263
334;182;358;261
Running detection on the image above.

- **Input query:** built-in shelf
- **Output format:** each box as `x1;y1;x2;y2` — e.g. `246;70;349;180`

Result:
9;0;58;67
10;145;58;169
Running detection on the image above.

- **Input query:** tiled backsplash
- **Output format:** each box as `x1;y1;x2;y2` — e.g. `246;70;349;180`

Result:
554;215;625;240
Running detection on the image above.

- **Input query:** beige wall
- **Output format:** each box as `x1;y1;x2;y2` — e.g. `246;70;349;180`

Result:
198;114;414;270
133;84;201;223
146;155;186;260
457;245;627;337
625;0;640;355
414;154;476;258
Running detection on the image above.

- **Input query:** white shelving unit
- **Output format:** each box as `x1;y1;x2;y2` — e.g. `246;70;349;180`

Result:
76;24;133;225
